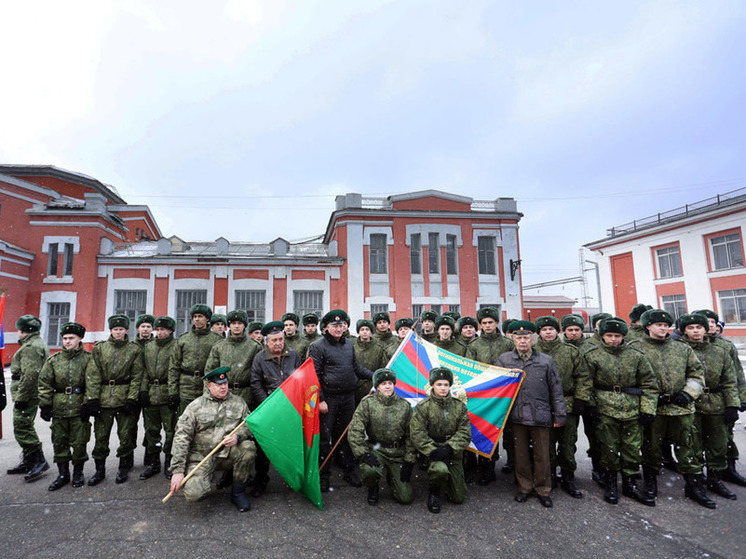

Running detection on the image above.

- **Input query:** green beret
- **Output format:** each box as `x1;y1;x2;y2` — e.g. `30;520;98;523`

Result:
203;366;230;383
373;368;397;387
429;367;454;386
209;314;227;326
248;321;263;333
535;316;560;332
135;314;155;327
154;316;176;331
60;321;85;338
421;310;438;322
477;307;499;322
678;313;709;331
108;314;130;330
435;315;456;330
372;311;390;324
640;309;673;328
321;309;350;328
261;321;285;337
598;318;628;336
190;304;212;319
457;316;478;331
282;313;300;325
502;318;517;334
693;309;719;322
591;313;613;329
226;310;248;326
508;320;536;335
561;314;585;330
395;317;414;330
15;314;41;333
629;304;652;322
356;319;374;333
302;313;319;326
443;310;461;322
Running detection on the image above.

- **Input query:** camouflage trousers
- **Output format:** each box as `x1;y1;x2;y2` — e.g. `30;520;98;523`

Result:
550;412;579;472
51;416;91;464
427;453;467;504
641;413;701;474
596;415;642;476
142;404;176;456
695;413;728;471
92;408;138;460
12;402;42;454
182;440;256;503
360;450;413;504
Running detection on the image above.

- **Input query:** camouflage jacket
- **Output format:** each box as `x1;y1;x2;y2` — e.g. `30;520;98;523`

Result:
353;338;388;371
626;323;647;343
561;335;595;354
205;334;261;408
583;341;657;420
711;334;746;404
284;332;310;361
410;393;471;458
680;337;739;415
373;330;399;354
433;338;467;357
140;335;179;406
637;335;704;416
534;338;592;411
38;346;96;418
168;327;223;402
466;331;514;365
421;332;438;344
302;331;322;346
348;390;416;463
170;391;251;475
10;332;49;404
89;336;144;408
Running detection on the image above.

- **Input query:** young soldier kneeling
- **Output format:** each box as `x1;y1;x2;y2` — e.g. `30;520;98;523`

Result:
348;368;416;506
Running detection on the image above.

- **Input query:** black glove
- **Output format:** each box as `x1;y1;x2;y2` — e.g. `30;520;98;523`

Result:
361;452;380;467
638;413;655;425
14;401;29;411
572;399;587;415
122;399;139;415
39;405;53;422
86;399;101;417
724;407;739;424
168;394;180;412
670;391;693;407
658;393;671;406
139;391;150;408
429;445;453;462
400;462;415;482
585;406;600;421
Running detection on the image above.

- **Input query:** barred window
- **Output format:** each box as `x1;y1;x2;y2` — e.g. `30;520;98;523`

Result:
410;234;422;275
235;290;266;322
448;304;460;315
719;289;746;324
477;236;496;275
115;289;147;338
430;304;442;315
370;303;389;317
46;302;71;347
656;245;682;278
176;290;207;336
369;234;387;274
294;290;323;318
412;304;424;319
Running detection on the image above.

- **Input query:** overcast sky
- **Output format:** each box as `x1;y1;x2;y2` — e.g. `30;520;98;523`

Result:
2;1;744;307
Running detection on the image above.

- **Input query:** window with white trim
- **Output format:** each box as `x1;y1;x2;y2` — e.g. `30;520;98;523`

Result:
428;233;440;274
410;234;422;275
369;234;387;274
710;233;744;270
115;290;147;339
656;245;682;278
446;235;458;275
477;236;497;275
46;302;71;347
719;289;746;324
660;294;687;322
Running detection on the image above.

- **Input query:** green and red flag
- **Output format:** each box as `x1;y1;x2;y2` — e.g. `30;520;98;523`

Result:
246;357;322;509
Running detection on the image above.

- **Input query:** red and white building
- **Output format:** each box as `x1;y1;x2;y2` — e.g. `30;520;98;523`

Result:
585;188;746;340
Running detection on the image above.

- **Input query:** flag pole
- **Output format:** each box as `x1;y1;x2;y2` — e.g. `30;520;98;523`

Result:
162;419;247;503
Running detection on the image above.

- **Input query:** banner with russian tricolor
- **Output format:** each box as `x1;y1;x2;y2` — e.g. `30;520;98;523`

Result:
387;330;524;458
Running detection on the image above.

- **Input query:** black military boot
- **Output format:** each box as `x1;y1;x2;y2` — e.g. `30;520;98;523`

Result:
7;452;33;475
591;456;605;487
722;459;746;487
115;455;134;484
320;474;330;493
367;485;380;506
48;463;70;491
88;459;106;486
71;463;85;488
230;480;251;512
560;469;582;498
216;468;234;489
24;450;50;482
622;474;656;506
641;465;658;498
139;454;161;480
707;469;737;500
604;471;619;504
250;475;269;498
477;456;497;486
427;485;442;514
163;454;173;480
343;467;363;488
684;474;716;509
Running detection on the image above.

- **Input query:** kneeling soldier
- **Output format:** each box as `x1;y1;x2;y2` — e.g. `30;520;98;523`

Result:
410;367;471;513
348;368;416;506
169;367;257;512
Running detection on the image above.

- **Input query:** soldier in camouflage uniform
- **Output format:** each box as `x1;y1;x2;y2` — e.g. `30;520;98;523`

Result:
138;316;180;480
301;313;322;346
626;304;652;343
168;304;223;417
534;315;591;499
560;314;590;351
420;310;438;343
432;315;466;357
680;313;740;506
8;314;50;482
410;367;472;514
282;312;310;360
169;367;256;512
348;368;416;506
353;319;386;403
38;322;96;490
636;309;706;504
455;316;478;348
209;314;228;337
583;317;657;506
88;314;145;485
134;314;155;348
372;311;399;355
